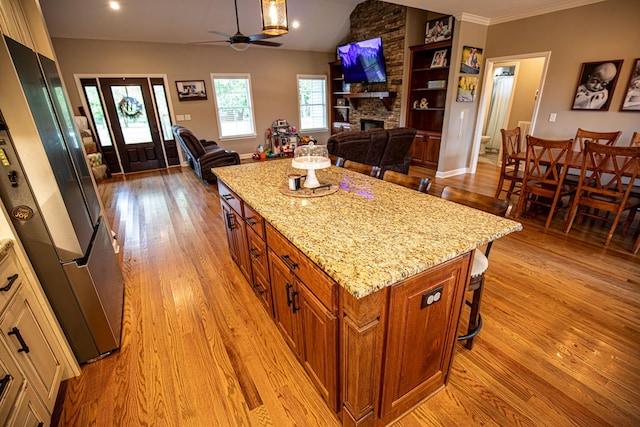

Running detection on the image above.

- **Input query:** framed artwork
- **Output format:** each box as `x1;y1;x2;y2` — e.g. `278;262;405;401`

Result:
460;46;482;74
424;15;454;45
571;60;623;111
430;49;448;68
456;76;478;102
176;80;207;101
621;58;640;112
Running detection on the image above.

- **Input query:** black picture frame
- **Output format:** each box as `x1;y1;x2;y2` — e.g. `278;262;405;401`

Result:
571;60;623;111
621;58;640;112
176;80;207;101
424;15;454;45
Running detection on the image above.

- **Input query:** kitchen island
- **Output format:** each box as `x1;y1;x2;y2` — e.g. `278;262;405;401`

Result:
213;159;521;426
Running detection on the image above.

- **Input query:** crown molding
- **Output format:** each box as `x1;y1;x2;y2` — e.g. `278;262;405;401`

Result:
489;0;605;25
458;13;490;26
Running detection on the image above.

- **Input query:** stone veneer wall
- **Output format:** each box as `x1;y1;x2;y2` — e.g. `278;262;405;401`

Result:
347;0;406;129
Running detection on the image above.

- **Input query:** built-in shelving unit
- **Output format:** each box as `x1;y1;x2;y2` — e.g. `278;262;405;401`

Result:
406;40;453;170
329;61;350;134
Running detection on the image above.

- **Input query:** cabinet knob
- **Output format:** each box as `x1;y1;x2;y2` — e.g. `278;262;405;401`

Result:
281;255;298;270
249;248;260;259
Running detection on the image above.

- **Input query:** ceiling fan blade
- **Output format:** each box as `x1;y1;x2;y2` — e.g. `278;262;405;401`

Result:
251;40;282;47
248;33;280;42
208;30;233;39
191;40;230;45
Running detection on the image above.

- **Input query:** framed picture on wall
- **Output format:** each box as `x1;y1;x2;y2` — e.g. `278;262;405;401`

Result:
456;76;478;102
460;46;482;74
571;60;623;111
176;80;207;101
621;58;640;112
424;15;454;45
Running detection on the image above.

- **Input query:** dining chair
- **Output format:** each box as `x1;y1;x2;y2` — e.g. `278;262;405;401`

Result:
514;135;576;229
494;127;524;200
440;186;511;350
563;141;640;248
629;132;640;146
565;128;622;186
329;154;345;167
381;170;431;193
343;159;380;177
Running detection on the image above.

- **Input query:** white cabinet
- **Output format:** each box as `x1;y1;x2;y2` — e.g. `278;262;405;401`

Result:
0;243;66;425
0;0;32;48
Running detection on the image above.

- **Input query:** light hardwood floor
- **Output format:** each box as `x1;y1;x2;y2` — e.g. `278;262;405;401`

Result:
52;162;640;426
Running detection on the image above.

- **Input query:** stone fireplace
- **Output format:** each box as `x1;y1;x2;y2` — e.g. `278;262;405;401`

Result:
346;0;406;129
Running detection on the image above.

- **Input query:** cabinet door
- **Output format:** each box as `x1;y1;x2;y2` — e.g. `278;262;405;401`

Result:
409;134;426;165
424;134;441;167
5;383;49;427
379;254;469;421
298;284;338;412
269;252;300;357
221;200;252;282
0;287;64;411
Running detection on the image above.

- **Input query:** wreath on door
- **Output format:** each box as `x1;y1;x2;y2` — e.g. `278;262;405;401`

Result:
118;96;143;118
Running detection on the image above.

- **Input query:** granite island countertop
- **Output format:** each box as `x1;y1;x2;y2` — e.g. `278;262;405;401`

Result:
213;159;522;299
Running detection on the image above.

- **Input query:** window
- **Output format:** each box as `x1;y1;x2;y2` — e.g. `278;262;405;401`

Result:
297;75;327;131
151;82;173;141
81;83;113;147
211;74;256;139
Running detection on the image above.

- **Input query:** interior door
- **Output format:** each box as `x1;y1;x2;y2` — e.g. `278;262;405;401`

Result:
99;77;166;172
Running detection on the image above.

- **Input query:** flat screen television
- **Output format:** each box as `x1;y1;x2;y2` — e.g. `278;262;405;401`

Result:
338;37;387;84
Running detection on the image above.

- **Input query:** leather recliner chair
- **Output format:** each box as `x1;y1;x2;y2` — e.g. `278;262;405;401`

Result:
172;125;240;182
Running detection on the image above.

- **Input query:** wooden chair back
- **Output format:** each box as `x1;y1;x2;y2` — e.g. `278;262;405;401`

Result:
514;135;575;229
629;132;640;147
499;127;523;167
343;160;380;177
441;186;511;219
574;128;621;151
564;142;640;247
381;170;431;193
495;127;524;199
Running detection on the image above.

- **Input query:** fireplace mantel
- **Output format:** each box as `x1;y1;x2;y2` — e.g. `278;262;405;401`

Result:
343;91;397;111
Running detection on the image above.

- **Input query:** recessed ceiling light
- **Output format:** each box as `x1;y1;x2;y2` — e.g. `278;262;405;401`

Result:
292;20;300;29
109;1;120;10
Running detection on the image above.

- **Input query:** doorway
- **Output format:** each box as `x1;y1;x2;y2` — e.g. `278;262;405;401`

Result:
78;76;180;174
471;52;550;172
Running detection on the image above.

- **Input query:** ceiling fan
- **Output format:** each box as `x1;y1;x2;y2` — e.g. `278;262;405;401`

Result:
194;0;283;51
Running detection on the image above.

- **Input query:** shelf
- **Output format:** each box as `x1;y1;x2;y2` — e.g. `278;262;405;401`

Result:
413;66;450;72
412;88;447;92
333;91;351;95
333;105;350;109
343;91;397;111
412;108;445;111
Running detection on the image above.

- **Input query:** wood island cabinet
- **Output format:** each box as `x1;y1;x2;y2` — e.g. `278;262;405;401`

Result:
216;178;475;426
219;185;251;284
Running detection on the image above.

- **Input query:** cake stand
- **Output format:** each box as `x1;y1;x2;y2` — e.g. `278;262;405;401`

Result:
291;143;331;188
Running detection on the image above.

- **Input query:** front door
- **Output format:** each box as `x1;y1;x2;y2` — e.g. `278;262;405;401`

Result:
100;78;166;172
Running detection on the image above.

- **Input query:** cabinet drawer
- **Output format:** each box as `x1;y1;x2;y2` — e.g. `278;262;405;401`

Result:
266;225;336;311
0;338;25;423
217;181;243;216
247;231;268;278
244;204;265;239
0;286;64;411
0;253;22;312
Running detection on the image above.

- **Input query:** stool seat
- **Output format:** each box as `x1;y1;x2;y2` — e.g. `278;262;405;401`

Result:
470;248;488;278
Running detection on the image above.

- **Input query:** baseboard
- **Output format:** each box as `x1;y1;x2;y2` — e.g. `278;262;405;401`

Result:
435;167;470;179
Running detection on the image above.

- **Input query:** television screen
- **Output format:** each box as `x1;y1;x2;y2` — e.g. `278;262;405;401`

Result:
338;37;387;84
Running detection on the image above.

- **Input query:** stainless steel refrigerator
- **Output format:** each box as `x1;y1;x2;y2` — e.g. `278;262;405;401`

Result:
0;35;124;364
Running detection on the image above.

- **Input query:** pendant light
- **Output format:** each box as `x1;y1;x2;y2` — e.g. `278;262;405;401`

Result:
260;0;288;36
